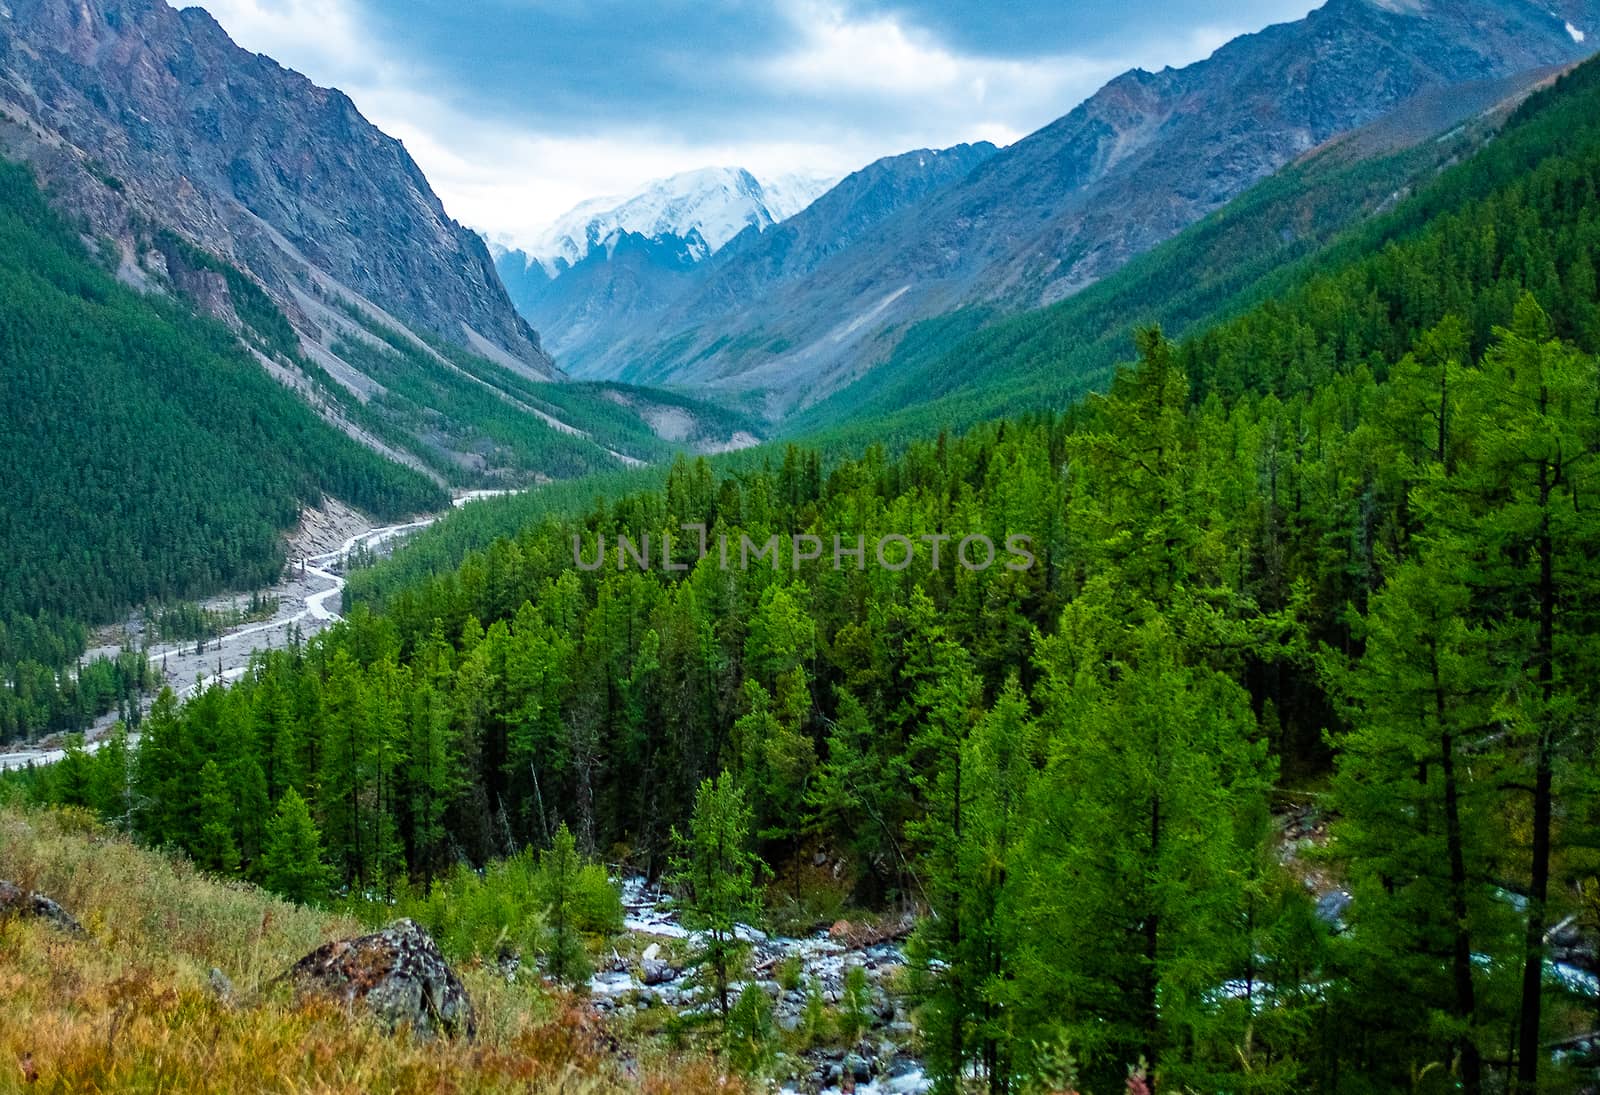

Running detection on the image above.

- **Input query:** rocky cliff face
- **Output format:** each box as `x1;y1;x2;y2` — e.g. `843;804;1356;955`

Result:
0;0;556;379
592;0;1600;411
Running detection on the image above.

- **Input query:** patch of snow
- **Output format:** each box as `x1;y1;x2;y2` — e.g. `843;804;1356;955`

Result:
514;167;838;275
1567;21;1586;43
758;170;838;221
831;285;912;344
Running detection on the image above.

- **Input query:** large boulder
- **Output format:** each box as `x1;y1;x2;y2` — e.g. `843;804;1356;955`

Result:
0;880;84;935
286;919;475;1040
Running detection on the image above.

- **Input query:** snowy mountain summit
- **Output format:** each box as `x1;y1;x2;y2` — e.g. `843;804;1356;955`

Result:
519;167;836;276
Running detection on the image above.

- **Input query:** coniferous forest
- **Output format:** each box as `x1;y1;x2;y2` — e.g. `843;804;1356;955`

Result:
12;56;1600;1092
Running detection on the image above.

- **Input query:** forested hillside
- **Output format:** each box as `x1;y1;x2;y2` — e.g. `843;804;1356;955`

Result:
0;155;447;738
792;58;1598;448
13;35;1600;1095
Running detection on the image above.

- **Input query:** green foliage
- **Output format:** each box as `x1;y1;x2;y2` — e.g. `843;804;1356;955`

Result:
669;773;766;1022
535;822;609;986
0;155;444;747
774;952;803;993
259;789;330;905
791;51;1600;451
798;977;831;1049
26;54;1600;1093
837;965;872;1046
723;983;778;1076
194;759;242;874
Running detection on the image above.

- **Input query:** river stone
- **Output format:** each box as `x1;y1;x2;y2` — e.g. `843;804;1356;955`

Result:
0;880;84;935
286;918;476;1040
640;957;677;985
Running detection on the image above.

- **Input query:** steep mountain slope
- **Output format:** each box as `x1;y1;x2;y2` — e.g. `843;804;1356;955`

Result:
494;167;837;370
597;0;1600;412
788;61;1575;444
0;155;443;638
0;0;554;379
513;143;998;382
495;231;712;373
0;0;762;486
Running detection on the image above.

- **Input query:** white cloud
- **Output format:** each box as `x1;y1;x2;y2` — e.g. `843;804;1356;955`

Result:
756;0;1125;133
191;0;1308;250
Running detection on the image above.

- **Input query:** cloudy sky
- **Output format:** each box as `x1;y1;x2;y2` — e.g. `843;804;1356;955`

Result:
193;0;1320;247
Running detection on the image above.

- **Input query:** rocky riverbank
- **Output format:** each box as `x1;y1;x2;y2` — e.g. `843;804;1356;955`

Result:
589;877;928;1094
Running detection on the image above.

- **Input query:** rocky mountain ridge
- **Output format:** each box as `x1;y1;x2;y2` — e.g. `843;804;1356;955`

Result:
503;143;999;378
504;165;836;277
579;0;1600;413
0;0;556;381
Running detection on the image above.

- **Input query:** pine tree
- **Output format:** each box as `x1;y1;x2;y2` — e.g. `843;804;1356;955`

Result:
193;759;240;873
1418;299;1600;1090
724;983;778;1075
1325;560;1513;1093
905;632;984;1091
1013;603;1274;1091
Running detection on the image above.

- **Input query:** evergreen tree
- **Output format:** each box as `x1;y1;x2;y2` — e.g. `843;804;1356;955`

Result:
1419;299;1600;1090
259;789;330;904
194;759;241;874
1012;604;1274;1091
669;772;766;1021
1326;560;1513;1095
535;822;592;986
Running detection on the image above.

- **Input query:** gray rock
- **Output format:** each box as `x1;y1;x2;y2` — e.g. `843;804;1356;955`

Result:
285;918;475;1040
640;957;678;985
1316;889;1353;928
0;879;84;935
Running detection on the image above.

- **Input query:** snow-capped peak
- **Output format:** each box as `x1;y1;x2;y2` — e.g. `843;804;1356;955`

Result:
517;167;838;276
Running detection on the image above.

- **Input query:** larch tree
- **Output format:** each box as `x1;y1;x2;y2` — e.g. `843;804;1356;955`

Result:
668;771;766;1022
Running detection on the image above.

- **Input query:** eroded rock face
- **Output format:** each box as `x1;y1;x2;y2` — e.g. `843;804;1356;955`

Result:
0;0;556;378
0;879;85;935
287;919;476;1040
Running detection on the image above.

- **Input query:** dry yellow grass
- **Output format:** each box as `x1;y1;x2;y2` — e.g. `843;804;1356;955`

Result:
0;805;743;1094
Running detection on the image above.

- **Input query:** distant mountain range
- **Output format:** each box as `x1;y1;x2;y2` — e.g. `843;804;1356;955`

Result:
491;167;837;368
503;166;837;277
534;0;1600;415
0;0;757;489
492;153;994;376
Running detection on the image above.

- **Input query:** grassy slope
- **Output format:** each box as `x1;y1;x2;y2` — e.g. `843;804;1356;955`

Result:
0;803;733;1094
